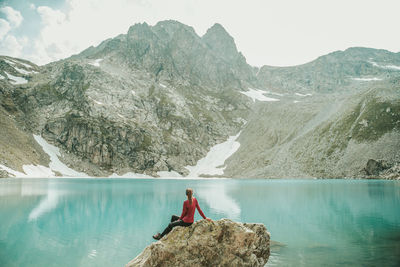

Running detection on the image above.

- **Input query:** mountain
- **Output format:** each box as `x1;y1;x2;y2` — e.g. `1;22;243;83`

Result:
257;47;400;93
0;21;252;177
0;20;399;179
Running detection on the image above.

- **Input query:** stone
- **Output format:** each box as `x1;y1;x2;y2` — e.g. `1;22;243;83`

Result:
126;219;270;267
364;159;390;176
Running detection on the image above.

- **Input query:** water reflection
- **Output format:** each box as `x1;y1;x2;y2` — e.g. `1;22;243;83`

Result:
28;185;62;221
0;179;399;267
196;181;241;220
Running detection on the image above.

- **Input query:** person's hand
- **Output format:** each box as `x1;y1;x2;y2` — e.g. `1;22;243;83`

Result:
206;217;212;222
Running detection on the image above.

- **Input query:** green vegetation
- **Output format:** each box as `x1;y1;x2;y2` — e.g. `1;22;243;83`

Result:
352;99;400;142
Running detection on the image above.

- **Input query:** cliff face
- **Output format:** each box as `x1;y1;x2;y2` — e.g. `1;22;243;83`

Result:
126;219;270;267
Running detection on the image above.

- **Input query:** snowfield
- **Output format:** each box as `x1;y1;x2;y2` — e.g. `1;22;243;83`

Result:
14;66;37;75
89;58;103;67
295;92;312;97
33;135;89;177
185;132;241;177
0;131;243;179
4;72;28;84
352;77;382;81
241;88;279;102
369;61;400;71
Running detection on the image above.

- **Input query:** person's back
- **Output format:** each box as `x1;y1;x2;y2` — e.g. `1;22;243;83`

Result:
180;197;206;223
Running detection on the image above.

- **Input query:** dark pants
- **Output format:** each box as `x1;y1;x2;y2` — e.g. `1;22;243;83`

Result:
160;215;192;238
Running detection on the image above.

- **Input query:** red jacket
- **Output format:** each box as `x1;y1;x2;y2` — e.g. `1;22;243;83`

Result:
179;197;206;223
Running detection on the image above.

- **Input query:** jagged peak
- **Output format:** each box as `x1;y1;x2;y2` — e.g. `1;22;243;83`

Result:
202;23;239;63
204;23;230;37
153;20;198;40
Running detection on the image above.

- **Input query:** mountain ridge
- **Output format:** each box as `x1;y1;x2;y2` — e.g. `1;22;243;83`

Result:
0;20;399;179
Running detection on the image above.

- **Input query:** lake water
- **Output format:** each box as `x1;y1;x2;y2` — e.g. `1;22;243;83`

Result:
0;178;399;267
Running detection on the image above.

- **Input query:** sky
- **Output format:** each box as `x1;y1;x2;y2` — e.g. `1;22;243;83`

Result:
0;0;399;67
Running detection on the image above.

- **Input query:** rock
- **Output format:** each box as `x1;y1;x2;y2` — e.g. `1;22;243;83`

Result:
0;169;10;178
126;219;270;267
364;159;390;176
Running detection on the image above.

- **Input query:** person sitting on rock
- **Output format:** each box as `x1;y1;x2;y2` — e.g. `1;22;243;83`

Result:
153;188;212;240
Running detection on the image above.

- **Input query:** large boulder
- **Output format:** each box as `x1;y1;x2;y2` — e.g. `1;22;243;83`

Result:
126;219;270;267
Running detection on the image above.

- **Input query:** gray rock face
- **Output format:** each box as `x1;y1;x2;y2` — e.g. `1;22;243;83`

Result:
126;219;270;267
364;159;390;176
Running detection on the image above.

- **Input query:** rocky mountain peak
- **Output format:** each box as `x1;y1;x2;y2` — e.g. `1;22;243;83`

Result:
153;20;197;39
202;23;239;63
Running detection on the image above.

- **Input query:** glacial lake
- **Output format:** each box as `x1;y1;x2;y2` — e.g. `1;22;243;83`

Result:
0;178;399;267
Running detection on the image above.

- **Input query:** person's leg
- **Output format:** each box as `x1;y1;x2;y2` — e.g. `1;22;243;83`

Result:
171;215;180;222
160;220;189;238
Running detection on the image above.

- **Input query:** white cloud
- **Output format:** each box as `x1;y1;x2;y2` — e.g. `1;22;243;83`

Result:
0;35;23;57
30;3;36;10
0;18;10;40
0;6;23;28
37;6;66;25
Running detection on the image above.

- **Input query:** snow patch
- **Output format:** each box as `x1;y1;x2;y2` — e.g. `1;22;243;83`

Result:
4;72;28;84
89;58;103;67
241;88;279;102
293;100;300;103
157;170;182;178
3;59;15;65
88;96;104;105
23;165;55;177
268;91;284;96
0;163;54;178
131;90;136;95
0;75;4;79
117;113;125;119
33;135;89;177
14;66;37;75
352;77;382;81
295;93;312;97
369;61;400;71
185;132;241;177
14;59;33;69
384;64;400;70
159;83;167;88
0;164;26;177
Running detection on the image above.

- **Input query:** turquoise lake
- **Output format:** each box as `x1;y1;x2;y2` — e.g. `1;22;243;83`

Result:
0;178;399;267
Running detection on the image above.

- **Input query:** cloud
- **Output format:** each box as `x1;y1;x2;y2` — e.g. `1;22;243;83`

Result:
37;6;66;25
0;18;11;40
0;6;23;28
30;3;36;10
0;35;23;57
0;7;24;58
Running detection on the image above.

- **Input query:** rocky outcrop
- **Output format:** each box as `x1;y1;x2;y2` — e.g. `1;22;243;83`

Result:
364;159;390;176
126;219;270;267
363;159;400;179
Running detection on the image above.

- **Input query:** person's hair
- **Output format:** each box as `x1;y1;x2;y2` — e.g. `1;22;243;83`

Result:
186;188;193;205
